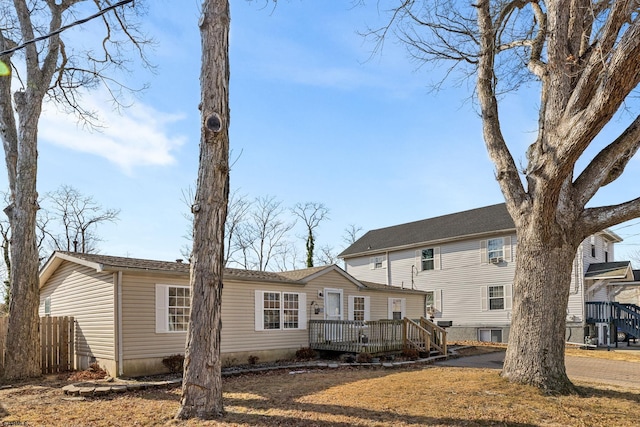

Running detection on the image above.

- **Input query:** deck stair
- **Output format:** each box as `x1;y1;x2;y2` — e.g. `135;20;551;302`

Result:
586;301;640;340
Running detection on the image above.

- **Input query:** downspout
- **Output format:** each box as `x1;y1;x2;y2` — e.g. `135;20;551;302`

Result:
386;251;391;286
116;271;123;377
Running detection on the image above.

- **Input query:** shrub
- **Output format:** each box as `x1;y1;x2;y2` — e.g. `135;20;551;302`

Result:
223;357;239;368
162;354;184;374
247;355;259;365
295;347;317;361
402;347;420;360
356;352;373;363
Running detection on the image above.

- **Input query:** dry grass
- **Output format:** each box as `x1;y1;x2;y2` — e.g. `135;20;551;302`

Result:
565;346;640;363
2;347;640;427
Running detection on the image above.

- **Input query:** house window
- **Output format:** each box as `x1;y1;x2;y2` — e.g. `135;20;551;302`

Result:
425;291;434;308
488;285;505;310
590;236;596;257
388;298;405;320
348;295;370;321
371;255;386;269
263;292;281;330
479;329;502;343
481;285;512;311
44;296;51;316
353;296;366;321
156;284;191;333
604;242;609;262
255;291;306;331
421;248;435;271
487;238;504;260
168;286;191;331
282;293;300;329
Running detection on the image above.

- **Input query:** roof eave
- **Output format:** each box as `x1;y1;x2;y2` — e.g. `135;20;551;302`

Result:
340;227;516;259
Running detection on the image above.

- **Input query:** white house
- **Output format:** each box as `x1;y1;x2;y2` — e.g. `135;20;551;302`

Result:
339;203;638;345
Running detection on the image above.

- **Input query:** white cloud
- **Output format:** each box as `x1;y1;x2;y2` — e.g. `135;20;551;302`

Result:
39;90;187;174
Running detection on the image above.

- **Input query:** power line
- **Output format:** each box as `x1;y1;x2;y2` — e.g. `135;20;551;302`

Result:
611;220;640;232
0;0;135;57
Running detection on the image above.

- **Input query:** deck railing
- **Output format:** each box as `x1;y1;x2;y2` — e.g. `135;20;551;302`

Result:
419;317;448;355
309;317;447;356
586;301;640;340
308;319;405;354
403;318;431;353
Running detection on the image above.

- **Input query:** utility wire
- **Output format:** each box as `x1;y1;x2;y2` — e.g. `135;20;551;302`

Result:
0;0;135;57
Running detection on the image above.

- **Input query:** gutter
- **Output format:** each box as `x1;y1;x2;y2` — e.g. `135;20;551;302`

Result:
341;228;517;259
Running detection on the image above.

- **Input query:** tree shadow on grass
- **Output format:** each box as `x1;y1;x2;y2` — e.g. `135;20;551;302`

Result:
575;384;640;404
221;397;539;427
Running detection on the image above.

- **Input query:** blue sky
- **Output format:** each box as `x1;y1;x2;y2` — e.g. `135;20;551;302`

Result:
6;0;640;266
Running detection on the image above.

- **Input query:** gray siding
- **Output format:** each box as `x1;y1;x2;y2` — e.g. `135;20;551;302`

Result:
345;233;609;333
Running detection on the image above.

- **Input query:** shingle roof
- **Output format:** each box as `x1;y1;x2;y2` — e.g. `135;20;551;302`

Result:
585;262;633;280
277;265;331;281
339;203;514;257
44;252;428;295
51;251;301;284
359;281;427;295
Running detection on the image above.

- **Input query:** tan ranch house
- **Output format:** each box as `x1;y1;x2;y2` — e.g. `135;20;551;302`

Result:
38;251;428;377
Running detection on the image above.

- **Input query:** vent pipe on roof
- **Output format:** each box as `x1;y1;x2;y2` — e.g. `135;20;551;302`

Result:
73;240;78;252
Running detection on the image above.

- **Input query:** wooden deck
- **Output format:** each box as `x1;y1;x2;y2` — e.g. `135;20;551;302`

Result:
308;317;447;356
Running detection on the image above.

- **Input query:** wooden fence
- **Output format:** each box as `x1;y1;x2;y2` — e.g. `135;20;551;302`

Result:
0;315;74;375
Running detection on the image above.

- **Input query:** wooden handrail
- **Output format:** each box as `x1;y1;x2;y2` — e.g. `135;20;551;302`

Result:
403;317;431;353
419;317;448;355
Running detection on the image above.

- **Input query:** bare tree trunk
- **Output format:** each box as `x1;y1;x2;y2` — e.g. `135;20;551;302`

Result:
2;112;42;380
502;225;578;393
175;0;229;419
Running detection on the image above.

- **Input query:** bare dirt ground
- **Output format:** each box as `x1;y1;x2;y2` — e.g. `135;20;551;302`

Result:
1;345;639;427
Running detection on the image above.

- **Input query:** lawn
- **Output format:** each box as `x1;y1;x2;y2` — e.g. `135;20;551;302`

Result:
1;347;639;426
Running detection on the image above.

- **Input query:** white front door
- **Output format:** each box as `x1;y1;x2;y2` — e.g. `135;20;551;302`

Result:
324;289;343;341
325;289;343;320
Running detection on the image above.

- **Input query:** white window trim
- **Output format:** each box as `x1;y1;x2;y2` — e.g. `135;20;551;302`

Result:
254;290;307;331
44;296;51;316
388;297;406;320
481;236;512;263
414;247;441;272
155;284;191;334
370;255;387;270
425;289;443;314
480;284;512;311
478;328;503;343
348;295;371;321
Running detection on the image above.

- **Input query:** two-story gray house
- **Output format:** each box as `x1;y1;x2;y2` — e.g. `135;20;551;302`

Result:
339;203;639;345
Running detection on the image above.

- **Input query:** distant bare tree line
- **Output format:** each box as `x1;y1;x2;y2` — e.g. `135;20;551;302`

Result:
181;188;362;272
0;185;119;308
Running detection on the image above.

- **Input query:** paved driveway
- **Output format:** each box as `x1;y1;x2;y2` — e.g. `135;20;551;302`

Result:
435;351;640;390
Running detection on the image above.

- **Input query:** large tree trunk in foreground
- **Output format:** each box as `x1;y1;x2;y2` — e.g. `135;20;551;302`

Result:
502;225;579;393
2;128;41;379
175;0;229;419
1;57;47;380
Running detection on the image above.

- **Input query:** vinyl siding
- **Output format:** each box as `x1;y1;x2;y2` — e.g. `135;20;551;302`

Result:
39;261;115;360
346;232;615;329
344;254;389;284
303;270;424;321
121;272;190;359
381;234;517;327
120;268;427;361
